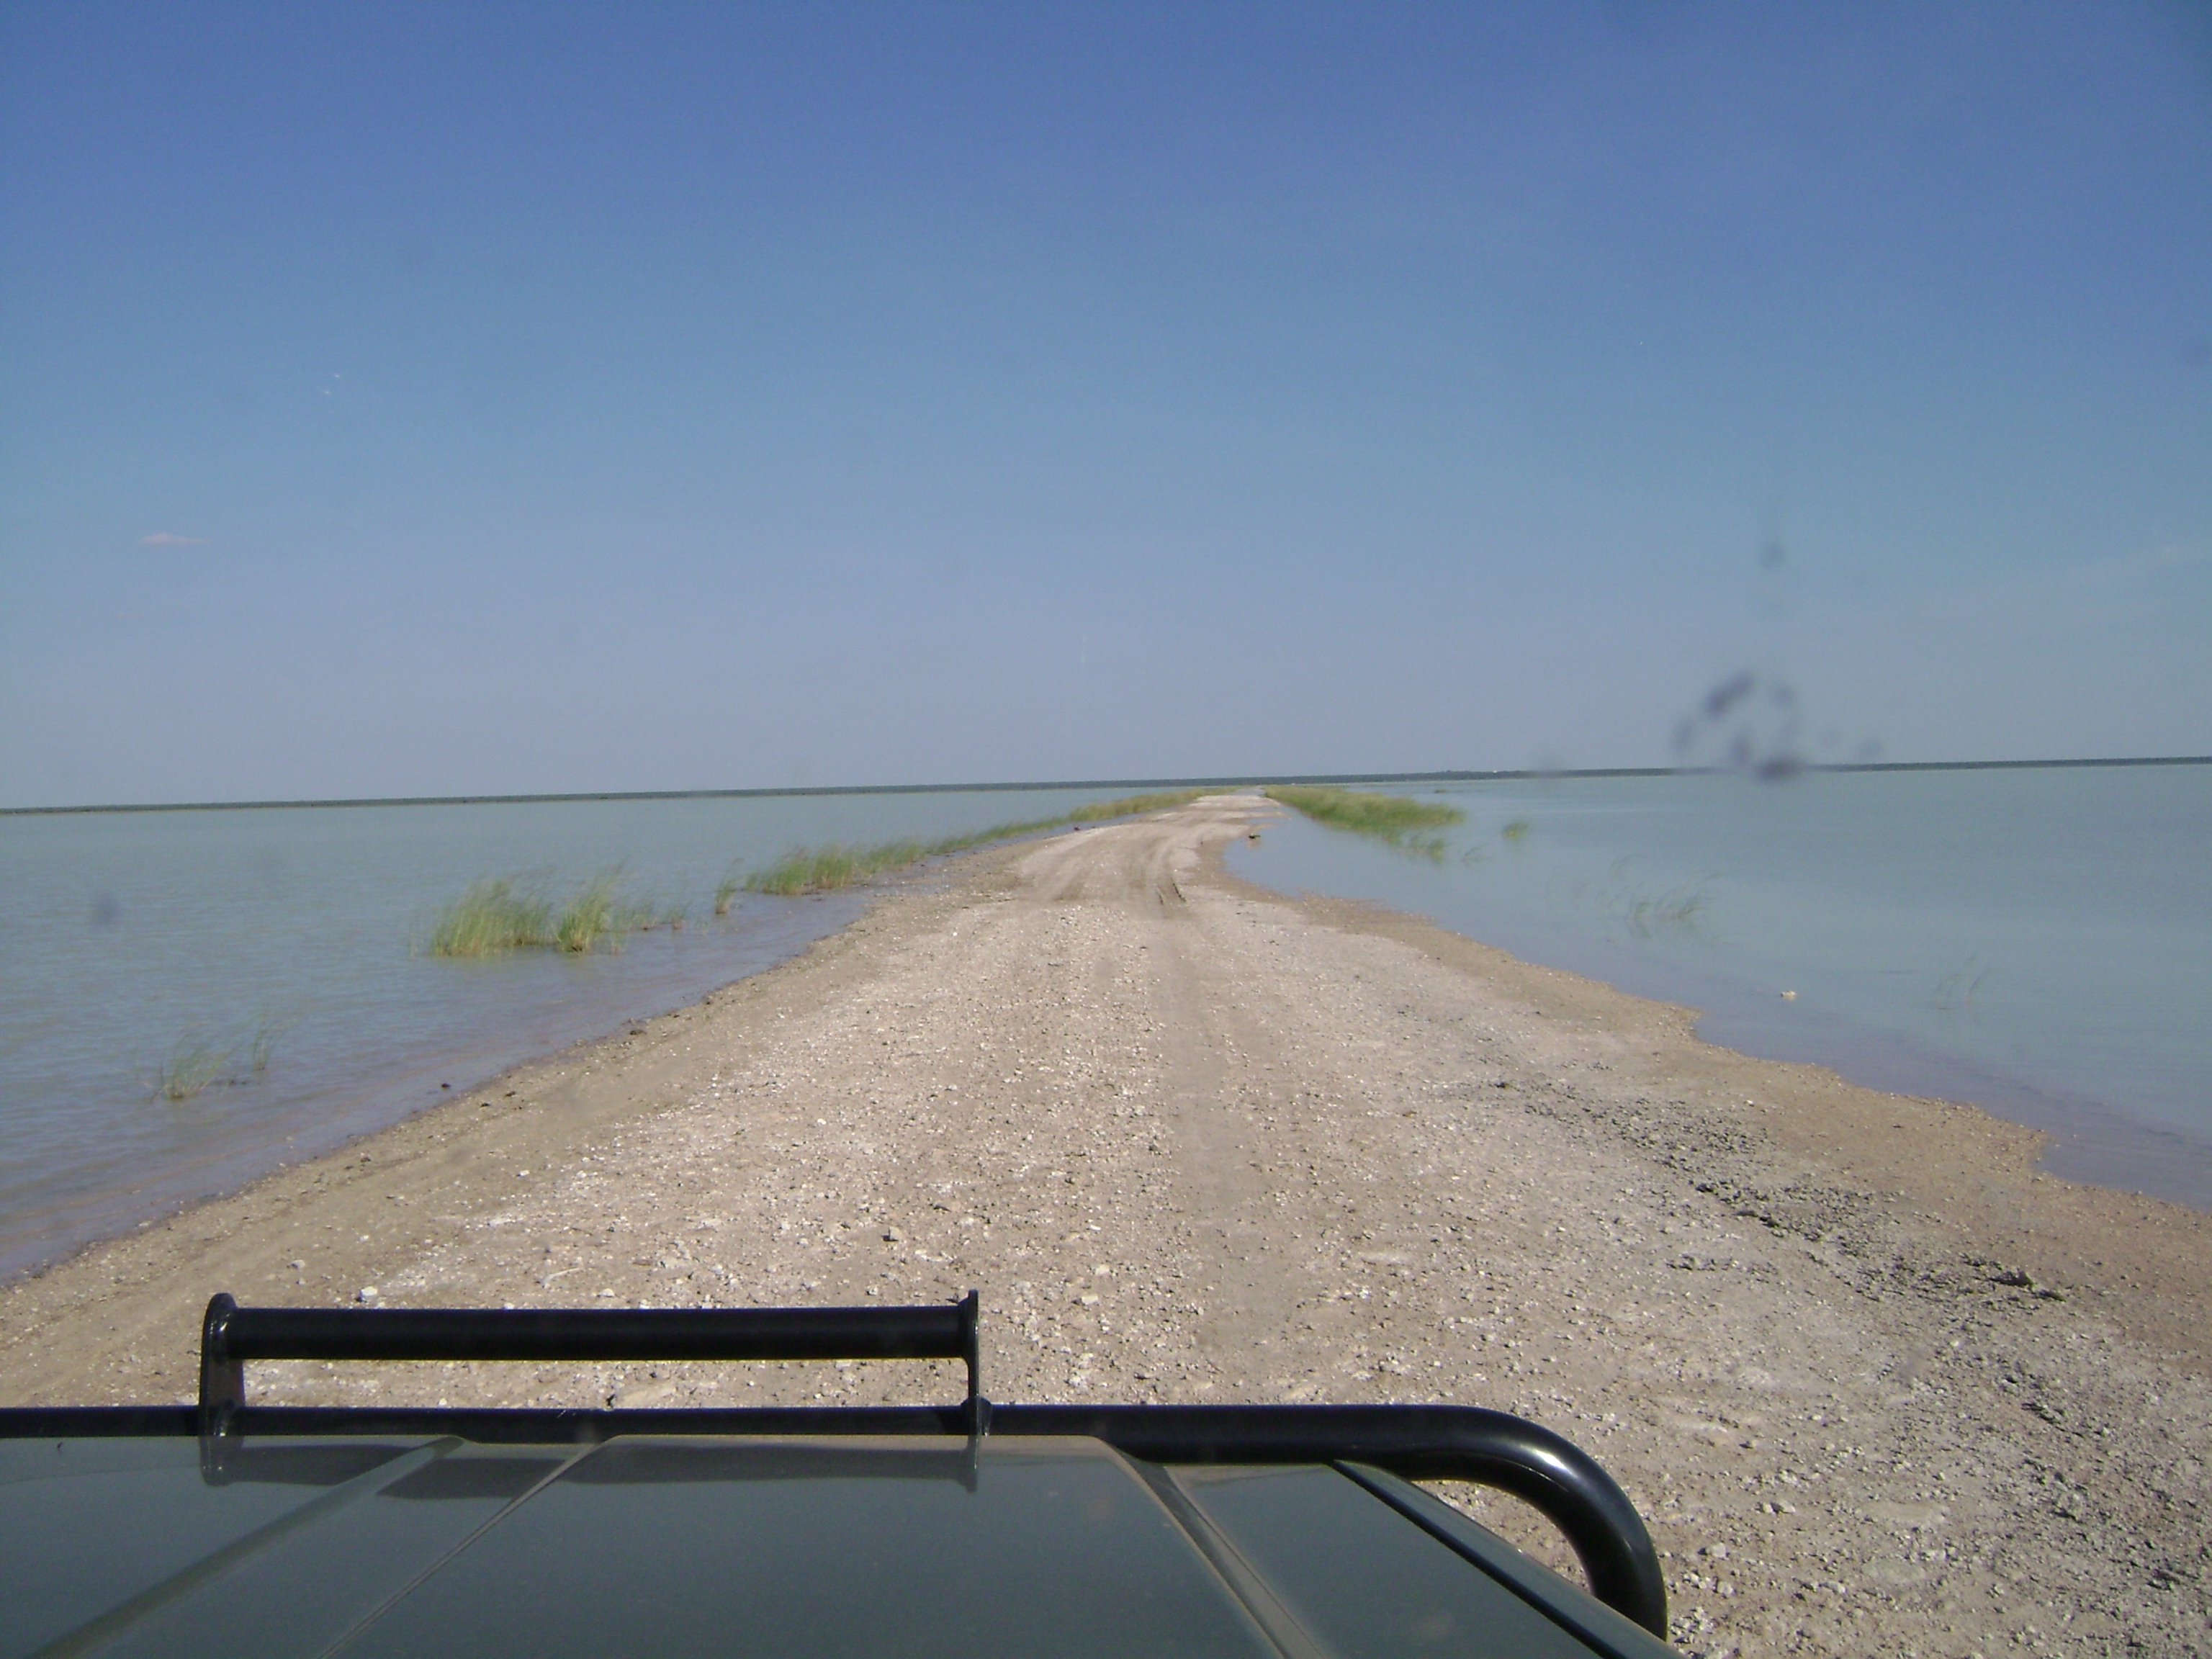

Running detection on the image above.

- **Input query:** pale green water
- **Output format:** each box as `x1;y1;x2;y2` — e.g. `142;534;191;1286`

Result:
0;787;1131;1279
1228;764;2212;1210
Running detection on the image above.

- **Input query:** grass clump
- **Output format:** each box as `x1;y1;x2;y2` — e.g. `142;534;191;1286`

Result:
554;872;663;952
428;879;552;956
712;869;743;917
554;873;623;952
428;871;662;956
1263;786;1466;856
744;788;1210;896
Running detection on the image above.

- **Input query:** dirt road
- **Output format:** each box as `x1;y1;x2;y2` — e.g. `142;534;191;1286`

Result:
4;794;2206;1656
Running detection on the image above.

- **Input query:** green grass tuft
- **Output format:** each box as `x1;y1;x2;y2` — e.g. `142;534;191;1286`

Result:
712;870;742;917
1501;818;1532;842
429;872;665;956
1263;786;1465;855
554;872;651;953
428;879;553;956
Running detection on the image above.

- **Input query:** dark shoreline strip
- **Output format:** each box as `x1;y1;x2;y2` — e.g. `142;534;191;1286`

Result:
7;755;2208;817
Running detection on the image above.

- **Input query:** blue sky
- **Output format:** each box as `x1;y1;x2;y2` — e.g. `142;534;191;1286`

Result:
2;2;2207;806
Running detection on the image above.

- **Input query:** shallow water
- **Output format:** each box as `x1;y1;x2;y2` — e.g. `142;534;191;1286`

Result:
0;788;1126;1279
9;770;2206;1281
1227;765;2212;1210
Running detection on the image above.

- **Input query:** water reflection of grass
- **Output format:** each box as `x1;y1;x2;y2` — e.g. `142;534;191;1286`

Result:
1263;786;1465;858
743;789;1205;896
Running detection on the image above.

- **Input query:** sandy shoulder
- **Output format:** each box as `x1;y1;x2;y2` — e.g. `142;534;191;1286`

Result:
3;793;2205;1656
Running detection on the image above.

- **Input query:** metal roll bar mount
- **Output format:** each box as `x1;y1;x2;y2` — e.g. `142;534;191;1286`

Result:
180;1290;1663;1635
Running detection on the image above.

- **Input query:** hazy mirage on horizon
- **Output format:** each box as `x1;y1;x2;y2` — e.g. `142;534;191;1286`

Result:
2;4;2207;809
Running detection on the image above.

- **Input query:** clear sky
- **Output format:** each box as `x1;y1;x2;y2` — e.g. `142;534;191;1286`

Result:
3;2;2207;806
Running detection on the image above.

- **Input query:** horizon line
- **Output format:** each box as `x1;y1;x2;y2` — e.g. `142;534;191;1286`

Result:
3;755;2207;817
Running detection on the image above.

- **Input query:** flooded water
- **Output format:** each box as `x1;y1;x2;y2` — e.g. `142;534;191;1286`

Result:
1228;765;2212;1210
9;768;2206;1282
0;787;1128;1280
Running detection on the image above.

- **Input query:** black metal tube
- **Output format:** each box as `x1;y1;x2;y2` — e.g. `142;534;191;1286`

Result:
210;1300;973;1365
165;1298;1665;1632
987;1402;1668;1638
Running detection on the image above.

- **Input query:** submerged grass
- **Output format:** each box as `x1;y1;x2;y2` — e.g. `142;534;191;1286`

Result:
1619;884;1711;937
743;788;1209;896
243;1010;291;1074
1262;786;1466;856
154;1007;292;1100
1566;859;1716;939
156;1037;231;1101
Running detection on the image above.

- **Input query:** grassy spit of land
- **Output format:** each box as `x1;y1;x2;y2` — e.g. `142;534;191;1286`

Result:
1262;783;1466;855
740;789;1206;896
425;791;1207;948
